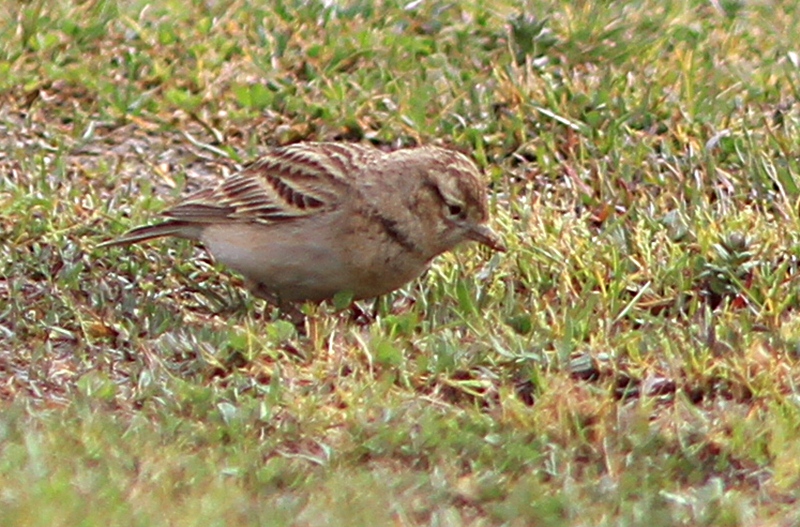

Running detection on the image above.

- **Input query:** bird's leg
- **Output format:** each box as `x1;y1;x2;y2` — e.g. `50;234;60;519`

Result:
246;280;307;333
348;299;377;325
246;280;281;305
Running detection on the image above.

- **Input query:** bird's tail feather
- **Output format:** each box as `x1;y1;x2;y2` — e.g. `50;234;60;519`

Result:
98;221;196;248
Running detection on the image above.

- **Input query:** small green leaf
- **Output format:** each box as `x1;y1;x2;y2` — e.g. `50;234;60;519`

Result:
375;339;403;367
456;280;476;316
249;83;273;110
267;320;297;341
165;88;201;111
332;290;355;310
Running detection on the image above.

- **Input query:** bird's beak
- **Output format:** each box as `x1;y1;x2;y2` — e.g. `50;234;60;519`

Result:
468;224;507;252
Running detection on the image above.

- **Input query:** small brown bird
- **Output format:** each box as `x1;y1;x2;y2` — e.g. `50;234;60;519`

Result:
101;142;505;305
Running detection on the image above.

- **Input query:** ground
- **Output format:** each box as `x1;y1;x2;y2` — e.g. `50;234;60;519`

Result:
1;0;800;525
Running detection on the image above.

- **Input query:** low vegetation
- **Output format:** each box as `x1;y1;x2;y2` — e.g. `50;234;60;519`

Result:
1;0;799;524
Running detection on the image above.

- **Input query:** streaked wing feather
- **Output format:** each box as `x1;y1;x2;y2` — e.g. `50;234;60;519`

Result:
161;143;372;225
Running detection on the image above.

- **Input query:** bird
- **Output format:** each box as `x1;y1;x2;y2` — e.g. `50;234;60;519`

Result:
101;142;506;306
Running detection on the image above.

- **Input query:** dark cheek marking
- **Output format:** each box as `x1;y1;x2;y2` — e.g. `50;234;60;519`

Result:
377;214;419;254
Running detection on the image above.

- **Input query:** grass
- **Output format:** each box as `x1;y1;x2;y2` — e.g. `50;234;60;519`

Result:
2;0;800;524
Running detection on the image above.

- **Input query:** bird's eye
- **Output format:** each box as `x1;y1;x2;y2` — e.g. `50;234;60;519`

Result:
447;204;464;218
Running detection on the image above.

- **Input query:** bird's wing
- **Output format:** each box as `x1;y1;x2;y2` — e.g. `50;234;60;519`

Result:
163;142;377;225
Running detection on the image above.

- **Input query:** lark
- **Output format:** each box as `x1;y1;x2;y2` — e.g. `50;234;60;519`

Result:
101;142;505;305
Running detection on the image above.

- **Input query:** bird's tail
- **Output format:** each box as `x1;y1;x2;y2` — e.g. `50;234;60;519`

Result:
98;221;198;247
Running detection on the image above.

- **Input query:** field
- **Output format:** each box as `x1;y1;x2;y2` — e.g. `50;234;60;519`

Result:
2;0;800;525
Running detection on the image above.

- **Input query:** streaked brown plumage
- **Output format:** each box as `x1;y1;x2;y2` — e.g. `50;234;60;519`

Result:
102;142;505;304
